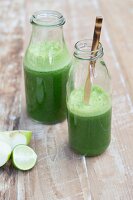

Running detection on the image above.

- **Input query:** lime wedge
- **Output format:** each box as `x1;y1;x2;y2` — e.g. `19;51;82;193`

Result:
0;130;32;149
0;141;12;167
12;145;37;171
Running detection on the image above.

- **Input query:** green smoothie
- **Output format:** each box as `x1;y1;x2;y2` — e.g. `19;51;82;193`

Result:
67;85;112;156
24;41;71;124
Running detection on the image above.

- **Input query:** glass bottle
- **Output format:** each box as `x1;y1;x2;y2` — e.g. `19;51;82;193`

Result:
23;10;71;124
67;39;112;156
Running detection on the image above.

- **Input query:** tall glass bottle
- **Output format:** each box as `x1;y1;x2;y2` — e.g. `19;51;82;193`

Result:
24;10;71;124
67;39;112;156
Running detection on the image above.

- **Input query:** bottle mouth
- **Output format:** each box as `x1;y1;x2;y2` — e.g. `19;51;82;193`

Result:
30;10;65;27
74;39;103;60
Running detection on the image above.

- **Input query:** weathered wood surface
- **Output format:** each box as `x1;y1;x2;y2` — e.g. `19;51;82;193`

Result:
0;0;133;199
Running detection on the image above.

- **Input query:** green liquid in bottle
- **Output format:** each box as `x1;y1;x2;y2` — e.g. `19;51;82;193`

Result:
67;85;112;156
24;42;71;124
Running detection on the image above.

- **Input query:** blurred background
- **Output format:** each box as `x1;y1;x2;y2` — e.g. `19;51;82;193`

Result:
0;0;133;91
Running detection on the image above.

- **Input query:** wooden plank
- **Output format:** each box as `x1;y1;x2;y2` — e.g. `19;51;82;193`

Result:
0;0;24;200
53;0;133;199
70;0;133;199
99;0;133;98
0;0;91;199
0;0;133;199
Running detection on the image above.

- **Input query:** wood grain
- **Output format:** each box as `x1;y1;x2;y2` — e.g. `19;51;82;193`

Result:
0;0;24;200
0;0;133;199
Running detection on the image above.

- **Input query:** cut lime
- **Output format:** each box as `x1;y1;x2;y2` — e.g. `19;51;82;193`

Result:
12;145;37;171
0;130;32;149
0;141;12;167
0;134;10;146
19;130;32;145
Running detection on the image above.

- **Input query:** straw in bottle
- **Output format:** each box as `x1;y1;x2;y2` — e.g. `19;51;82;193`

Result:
84;16;103;104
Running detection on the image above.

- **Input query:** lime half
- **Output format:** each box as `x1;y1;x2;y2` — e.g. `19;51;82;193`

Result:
12;145;37;171
0;141;11;167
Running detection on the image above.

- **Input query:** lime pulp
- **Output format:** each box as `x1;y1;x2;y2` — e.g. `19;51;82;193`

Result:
0;141;11;167
12;145;37;171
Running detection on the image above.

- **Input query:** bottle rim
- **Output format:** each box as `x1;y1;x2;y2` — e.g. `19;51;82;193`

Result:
74;39;104;61
30;10;65;27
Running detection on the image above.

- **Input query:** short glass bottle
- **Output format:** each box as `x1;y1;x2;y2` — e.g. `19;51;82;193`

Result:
24;10;71;124
67;39;112;156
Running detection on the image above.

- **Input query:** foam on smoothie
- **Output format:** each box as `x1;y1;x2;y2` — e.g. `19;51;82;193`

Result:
24;41;71;72
67;85;111;117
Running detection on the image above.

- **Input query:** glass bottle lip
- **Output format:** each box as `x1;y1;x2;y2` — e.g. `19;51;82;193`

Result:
30;10;65;27
74;39;104;61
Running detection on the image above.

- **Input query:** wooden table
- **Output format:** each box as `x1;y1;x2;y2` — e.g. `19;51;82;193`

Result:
0;0;133;199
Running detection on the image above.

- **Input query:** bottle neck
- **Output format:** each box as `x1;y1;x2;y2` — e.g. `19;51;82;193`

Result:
31;25;64;44
74;39;104;61
30;10;65;44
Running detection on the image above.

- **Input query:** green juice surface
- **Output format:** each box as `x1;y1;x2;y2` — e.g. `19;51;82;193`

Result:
24;42;71;124
67;85;112;156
